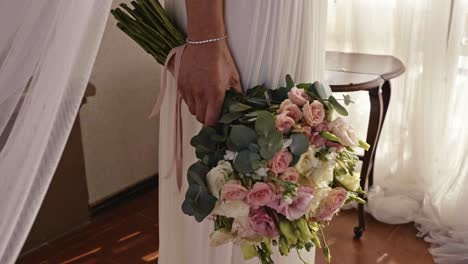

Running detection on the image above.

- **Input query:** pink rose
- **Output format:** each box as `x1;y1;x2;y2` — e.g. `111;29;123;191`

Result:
267;187;314;220
276;114;295;133
246;182;276;207
315;122;329;132
310;132;327;148
288;87;309;106
221;180;248;201
279;168;299;182
317;187;348;221
268;149;293;175
303;101;325;127
325;141;344;152
249;207;279;237
279;99;303;122
329;117;359;147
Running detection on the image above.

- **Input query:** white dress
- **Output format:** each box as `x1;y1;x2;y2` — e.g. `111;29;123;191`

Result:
158;1;327;263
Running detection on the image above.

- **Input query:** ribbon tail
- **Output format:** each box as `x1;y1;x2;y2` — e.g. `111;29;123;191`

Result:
176;94;183;191
148;44;187;192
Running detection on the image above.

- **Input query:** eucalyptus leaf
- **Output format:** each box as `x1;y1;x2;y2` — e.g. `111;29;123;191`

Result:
311;81;328;100
219;112;243;124
190;127;218;152
258;132;283;160
328;95;349;116
182;184;217;222
255;111;276;137
229;102;253;113
234;150;255;173
246;84;268;97
289;134;309;156
296;83;312;89
230;125;257;150
187;161;210;187
269;87;290;103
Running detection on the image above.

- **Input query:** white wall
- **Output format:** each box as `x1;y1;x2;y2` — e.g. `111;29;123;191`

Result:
80;0;161;204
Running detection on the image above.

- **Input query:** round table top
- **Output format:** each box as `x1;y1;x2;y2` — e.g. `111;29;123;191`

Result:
325;51;405;92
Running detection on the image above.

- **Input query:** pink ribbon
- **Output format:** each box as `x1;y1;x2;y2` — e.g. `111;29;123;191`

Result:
150;44;187;192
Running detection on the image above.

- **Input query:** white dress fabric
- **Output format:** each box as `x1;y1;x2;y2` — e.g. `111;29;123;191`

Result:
158;1;327;263
0;1;112;263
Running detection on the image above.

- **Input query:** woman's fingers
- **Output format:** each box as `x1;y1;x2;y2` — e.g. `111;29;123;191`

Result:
204;91;224;126
230;75;243;93
195;95;207;123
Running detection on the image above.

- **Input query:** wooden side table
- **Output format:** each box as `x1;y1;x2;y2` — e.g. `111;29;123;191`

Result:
326;52;405;238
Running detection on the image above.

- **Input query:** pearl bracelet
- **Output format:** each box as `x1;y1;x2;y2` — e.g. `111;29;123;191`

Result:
186;35;227;45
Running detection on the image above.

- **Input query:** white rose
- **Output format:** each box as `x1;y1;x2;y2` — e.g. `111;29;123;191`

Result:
209;229;233;246
206;160;233;198
232;215;257;239
307;187;331;217
336;172;361;192
310;160;335;188
329;117;359;147
212;200;249;218
295;147;321;177
297;157;335;188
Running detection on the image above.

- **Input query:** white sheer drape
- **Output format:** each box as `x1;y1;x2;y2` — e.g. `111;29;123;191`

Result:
0;1;112;263
327;0;468;263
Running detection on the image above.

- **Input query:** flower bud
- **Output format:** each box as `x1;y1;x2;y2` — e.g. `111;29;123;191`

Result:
295;218;314;242
240;244;258;260
279;236;290;256
279;220;298;246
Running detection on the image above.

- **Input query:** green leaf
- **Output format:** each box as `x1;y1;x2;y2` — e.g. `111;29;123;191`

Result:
246;98;269;108
328;95;349;116
311;81;328;100
187;161;210;187
289;134;309;156
255;111;276;137
296;83;312;89
190;127;217;152
320;131;341;142
234;150;256;173
258;131;283;160
219;112;243;124
286;74;295;89
246;84;268;97
181;184;217;222
230;125;257;150
269;87;290;103
229;102;252;113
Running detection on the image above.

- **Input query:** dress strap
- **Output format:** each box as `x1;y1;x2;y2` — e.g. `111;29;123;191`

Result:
150;44;187;192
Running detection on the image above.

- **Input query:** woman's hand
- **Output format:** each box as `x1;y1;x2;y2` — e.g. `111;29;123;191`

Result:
178;40;242;125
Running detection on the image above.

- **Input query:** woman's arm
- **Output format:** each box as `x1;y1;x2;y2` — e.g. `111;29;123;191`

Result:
178;0;242;125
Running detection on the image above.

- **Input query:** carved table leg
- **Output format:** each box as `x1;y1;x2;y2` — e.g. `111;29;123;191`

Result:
368;81;391;188
354;84;385;239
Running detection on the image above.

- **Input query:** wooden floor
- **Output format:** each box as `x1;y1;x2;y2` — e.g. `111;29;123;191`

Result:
18;189;433;264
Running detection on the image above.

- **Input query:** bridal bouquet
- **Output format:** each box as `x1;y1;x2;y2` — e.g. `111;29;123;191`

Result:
112;1;368;263
182;77;368;263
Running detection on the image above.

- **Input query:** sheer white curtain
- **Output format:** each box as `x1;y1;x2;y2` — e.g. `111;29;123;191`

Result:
327;0;468;263
0;1;112;263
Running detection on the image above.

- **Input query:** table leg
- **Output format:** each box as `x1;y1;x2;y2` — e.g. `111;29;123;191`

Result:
354;85;385;239
368;81;391;188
